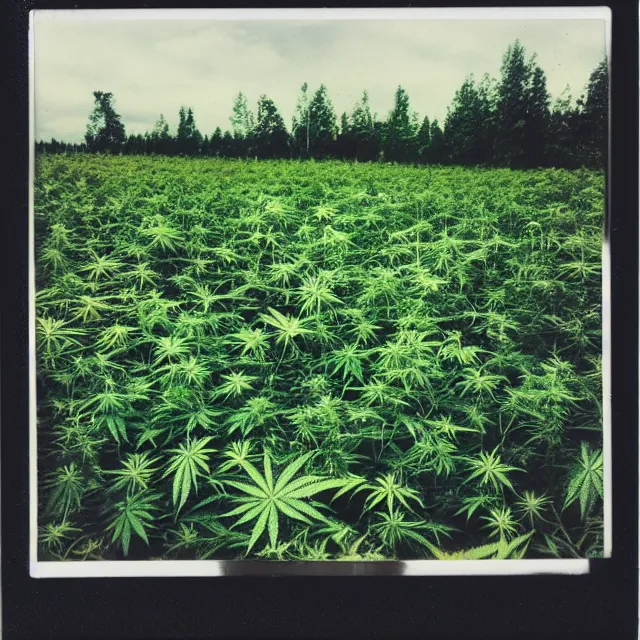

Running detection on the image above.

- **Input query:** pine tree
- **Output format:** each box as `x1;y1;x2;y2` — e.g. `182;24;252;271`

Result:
230;92;255;157
308;84;338;159
351;90;376;161
185;108;203;155
85;91;126;153
220;130;235;158
384;86;418;162
578;57;609;168
477;73;499;163
209;127;223;157
548;86;580;168
201;134;210;156
495;41;551;168
176;106;188;155
417;115;431;163
495;41;529;167
337;112;353;159
292;82;311;158
443;74;495;165
523;59;551;167
254;95;290;159
150;114;171;155
176;107;202;155
428;119;445;163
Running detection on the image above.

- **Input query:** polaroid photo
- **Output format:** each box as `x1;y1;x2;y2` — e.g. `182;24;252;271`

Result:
29;6;611;579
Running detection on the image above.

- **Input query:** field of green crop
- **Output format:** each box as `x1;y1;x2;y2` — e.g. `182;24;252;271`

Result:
34;154;604;561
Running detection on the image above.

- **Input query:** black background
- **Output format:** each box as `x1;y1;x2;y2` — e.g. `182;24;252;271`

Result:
3;0;638;638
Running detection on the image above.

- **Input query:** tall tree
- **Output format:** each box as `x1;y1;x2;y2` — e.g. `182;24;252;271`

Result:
351;90;376;161
417;115;431;163
85;91;126;153
523;59;551;167
292;82;311;157
443;74;495;165
372;120;385;161
428;119;445;163
150;113;171;155
230;92;255;157
548;86;580;168
495;41;552;168
220;130;235;158
176;107;188;154
384;86;418;162
337;112;354;159
495;40;530;167
578;57;609;168
308;84;338;158
201;133;210;156
254;95;290;158
185;108;203;155
209;127;223;157
176;106;202;155
477;73;499;162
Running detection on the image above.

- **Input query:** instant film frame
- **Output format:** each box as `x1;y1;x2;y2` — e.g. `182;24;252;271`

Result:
29;6;611;579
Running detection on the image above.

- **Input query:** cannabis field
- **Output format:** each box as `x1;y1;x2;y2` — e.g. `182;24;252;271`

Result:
34;154;604;562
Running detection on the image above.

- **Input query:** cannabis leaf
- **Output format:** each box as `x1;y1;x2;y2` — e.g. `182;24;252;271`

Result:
563;442;603;520
105;491;162;556
162;437;217;514
463;447;521;492
221;450;346;553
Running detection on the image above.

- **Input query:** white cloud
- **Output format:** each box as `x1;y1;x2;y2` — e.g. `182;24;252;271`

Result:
33;13;607;143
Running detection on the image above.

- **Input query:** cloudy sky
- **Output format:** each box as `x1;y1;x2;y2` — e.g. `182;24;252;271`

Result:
33;11;608;143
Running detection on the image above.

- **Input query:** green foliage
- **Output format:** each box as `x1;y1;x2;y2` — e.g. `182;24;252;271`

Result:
35;155;603;561
162;437;217;514
427;531;534;560
220;450;346;553
563;442;603;520
85;91;126;153
105;491;162;556
106;452;161;497
463;447;520;493
42;45;607;170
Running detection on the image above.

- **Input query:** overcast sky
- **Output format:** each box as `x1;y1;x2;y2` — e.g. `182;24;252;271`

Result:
33;12;607;143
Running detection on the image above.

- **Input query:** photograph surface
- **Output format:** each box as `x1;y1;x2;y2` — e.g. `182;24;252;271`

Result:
32;10;608;567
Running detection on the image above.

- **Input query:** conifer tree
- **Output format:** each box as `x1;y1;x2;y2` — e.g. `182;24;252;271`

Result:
384;86;418;162
428;119;445;163
254;95;290;158
495;41;552;168
292;82;311;158
185;108;203;155
337;112;354;159
176;106;202;155
444;74;495;165
417;115;431;163
85;91;126;153
201;133;210;156
548;86;580;168
578;57;609;168
209;127;223;157
523;59;551;167
351;90;376;161
308;84;338;158
220;130;234;158
230;92;255;157
495;40;530;167
150;114;171;155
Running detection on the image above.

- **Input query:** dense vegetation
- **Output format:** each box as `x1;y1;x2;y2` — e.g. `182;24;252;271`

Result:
37;40;608;170
35;154;604;561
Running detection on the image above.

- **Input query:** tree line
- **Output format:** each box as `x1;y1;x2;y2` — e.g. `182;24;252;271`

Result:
36;40;608;169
